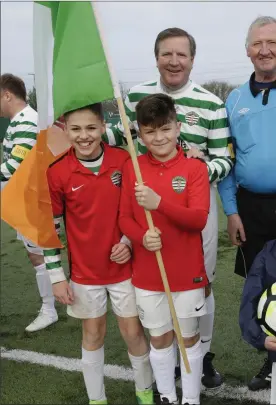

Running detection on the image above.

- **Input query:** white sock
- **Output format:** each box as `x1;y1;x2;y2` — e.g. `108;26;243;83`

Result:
180;340;202;405
34;263;55;313
150;343;177;402
128;351;153;391
199;291;215;357
82;346;106;402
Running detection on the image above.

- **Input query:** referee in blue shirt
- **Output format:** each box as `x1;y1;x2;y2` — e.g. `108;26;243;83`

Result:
218;16;276;392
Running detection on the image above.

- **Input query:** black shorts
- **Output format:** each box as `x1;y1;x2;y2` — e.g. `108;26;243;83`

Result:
235;187;276;278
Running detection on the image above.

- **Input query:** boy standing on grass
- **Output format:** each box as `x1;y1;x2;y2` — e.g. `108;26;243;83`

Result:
119;94;210;405
239;240;276;401
43;103;154;405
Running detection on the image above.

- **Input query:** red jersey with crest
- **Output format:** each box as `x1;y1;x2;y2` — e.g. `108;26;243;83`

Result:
119;146;210;292
47;143;131;285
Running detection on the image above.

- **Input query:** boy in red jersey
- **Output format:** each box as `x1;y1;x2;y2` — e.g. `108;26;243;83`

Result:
119;94;210;405
43;104;153;405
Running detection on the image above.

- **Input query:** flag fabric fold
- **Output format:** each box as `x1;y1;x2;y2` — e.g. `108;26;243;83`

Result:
1;1;115;248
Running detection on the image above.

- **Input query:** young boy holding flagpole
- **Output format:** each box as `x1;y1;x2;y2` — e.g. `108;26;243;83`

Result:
43;103;154;405
119;93;210;405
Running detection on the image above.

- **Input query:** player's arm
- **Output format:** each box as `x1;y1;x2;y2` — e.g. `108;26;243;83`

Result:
0;122;37;183
43;168;74;305
135;161;210;232
239;247;267;351
205;102;234;184
119;161;146;245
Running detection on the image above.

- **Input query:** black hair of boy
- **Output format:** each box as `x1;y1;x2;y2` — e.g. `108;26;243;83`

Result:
135;93;177;129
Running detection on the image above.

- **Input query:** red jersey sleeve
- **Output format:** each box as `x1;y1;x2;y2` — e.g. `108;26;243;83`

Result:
157;160;210;231
119;161;145;245
46;166;64;217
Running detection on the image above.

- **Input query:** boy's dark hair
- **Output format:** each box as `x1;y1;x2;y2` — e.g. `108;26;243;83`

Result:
63;103;104;122
136;94;177;129
0;73;27;102
154;27;196;59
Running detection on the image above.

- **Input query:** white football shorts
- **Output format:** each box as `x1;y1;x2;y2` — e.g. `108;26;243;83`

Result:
17;232;43;255
67;278;138;319
134;287;206;337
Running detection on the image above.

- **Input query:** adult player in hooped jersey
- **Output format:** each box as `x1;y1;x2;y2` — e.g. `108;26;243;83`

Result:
43;104;154;405
119;94;210;405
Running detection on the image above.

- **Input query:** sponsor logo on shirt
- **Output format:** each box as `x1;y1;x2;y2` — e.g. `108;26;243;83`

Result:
238;107;250;115
185;111;200;126
172;176;186;193
11;145;30;160
111;171;122;187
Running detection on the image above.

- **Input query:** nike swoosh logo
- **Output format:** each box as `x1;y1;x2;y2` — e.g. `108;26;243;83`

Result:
72;185;84;192
195;303;205;312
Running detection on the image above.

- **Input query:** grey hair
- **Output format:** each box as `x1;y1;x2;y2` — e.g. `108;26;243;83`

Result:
246;16;276;48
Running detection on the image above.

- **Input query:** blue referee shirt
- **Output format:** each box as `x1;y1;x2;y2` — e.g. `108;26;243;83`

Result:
218;74;276;215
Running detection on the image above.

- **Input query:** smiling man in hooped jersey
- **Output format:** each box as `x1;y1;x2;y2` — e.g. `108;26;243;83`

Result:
218;16;276;391
104;27;234;389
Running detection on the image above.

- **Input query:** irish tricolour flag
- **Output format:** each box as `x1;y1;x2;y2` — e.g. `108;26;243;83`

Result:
1;1;117;248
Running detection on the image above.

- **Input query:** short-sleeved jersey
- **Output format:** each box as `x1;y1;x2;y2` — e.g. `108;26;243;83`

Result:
47;143;131;285
1;105;37;182
119;147;210;292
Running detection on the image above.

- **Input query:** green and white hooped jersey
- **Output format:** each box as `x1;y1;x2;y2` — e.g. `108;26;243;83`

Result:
107;78;233;184
1;105;38;182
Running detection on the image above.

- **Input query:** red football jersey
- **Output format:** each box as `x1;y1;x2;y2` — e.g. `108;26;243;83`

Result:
47;143;131;285
119;146;210;292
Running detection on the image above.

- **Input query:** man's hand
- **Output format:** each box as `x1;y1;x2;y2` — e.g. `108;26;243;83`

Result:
52;280;74;305
135;184;161;210
110;243;131;264
265;336;276;352
186;147;205;159
143;228;162;252
227;213;246;246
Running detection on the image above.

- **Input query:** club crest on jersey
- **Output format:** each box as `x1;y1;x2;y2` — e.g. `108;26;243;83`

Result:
110;170;122;187
185;111;200;126
172;176;186;193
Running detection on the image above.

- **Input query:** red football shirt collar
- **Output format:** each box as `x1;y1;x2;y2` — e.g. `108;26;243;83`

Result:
68;143;119;175
147;145;184;168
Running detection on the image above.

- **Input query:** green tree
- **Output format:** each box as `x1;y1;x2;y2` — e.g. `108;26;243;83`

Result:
202;81;236;103
27;87;37;111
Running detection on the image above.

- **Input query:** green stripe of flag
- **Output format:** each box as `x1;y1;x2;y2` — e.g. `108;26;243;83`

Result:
43;1;114;120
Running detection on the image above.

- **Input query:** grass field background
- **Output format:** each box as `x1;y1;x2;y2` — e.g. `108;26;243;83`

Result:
0;198;267;404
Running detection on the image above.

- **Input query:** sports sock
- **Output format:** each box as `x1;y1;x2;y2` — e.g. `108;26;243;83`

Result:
128;351;153;391
149;342;177;401
199;290;215;357
82;346;107;402
180;339;202;405
34;263;55;313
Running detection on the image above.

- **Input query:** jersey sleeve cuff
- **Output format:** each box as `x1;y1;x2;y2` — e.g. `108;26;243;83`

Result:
120;234;132;249
48;268;67;284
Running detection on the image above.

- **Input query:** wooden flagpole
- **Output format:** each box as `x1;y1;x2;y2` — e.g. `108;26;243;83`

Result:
92;1;191;373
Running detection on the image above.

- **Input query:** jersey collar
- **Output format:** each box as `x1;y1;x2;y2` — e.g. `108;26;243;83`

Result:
68;143;118;175
249;72;276;105
147;145;184;168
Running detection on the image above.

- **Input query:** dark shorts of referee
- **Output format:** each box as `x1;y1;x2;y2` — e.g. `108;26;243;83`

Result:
235;186;276;278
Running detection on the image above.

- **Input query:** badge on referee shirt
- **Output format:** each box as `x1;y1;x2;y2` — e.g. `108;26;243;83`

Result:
110;170;122;187
172;176;186;193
